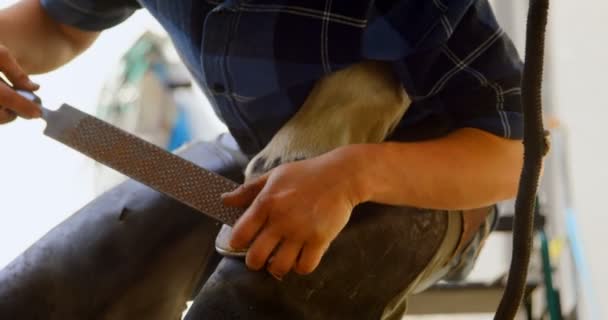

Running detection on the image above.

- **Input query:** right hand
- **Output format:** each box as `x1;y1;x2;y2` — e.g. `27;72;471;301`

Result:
0;44;41;125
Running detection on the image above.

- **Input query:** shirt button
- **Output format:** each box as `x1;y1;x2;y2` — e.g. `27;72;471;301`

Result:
212;83;226;94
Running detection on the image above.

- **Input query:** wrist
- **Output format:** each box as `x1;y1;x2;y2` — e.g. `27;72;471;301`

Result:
331;143;383;205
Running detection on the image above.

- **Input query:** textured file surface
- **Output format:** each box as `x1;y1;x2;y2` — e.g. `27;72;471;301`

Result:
42;104;244;226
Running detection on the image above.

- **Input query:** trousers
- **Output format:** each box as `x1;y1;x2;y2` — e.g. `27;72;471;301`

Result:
0;133;471;320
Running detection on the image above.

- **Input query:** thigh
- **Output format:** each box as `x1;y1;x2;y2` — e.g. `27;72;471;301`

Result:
0;133;248;320
186;203;450;320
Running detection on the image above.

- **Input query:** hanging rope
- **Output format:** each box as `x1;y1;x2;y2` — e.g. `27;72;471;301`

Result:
494;0;550;318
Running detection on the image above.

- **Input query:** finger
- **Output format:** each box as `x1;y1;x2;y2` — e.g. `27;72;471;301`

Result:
0;47;39;91
221;173;269;208
294;242;328;275
0;107;17;124
267;240;303;280
229;195;269;249
245;229;281;271
0;81;41;118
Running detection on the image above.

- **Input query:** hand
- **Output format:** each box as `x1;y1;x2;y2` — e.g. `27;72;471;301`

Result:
0;43;41;124
221;146;367;279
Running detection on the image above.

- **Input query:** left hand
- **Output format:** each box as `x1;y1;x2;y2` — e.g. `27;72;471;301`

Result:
221;147;366;280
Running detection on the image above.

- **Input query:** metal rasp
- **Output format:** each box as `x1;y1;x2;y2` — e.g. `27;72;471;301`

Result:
14;89;245;226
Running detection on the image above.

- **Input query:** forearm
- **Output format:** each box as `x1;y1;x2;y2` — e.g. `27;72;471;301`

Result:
346;128;524;210
0;0;98;74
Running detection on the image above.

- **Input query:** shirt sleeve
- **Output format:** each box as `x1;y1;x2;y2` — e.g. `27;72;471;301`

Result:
363;0;524;140
40;0;141;31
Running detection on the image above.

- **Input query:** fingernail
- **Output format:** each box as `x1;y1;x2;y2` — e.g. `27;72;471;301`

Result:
32;108;42;118
269;271;283;281
28;80;40;90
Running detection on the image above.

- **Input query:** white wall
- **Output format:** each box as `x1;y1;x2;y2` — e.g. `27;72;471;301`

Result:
549;1;608;318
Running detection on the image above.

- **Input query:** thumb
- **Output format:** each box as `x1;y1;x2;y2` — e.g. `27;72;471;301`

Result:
221;173;270;208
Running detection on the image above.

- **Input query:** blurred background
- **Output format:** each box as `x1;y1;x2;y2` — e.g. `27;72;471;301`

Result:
0;1;605;319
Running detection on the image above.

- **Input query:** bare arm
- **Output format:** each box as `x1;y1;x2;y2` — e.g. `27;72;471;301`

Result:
0;0;99;74
0;0;99;120
222;127;523;276
350;127;524;210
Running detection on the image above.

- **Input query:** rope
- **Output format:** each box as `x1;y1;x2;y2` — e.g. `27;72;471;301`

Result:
494;0;550;318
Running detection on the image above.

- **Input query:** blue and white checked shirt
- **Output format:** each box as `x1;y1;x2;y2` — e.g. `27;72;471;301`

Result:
41;0;524;156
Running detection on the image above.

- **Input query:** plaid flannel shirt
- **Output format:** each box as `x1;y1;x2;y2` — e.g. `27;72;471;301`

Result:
41;0;524;156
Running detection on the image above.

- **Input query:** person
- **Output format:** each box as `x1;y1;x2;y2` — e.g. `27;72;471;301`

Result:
0;0;524;319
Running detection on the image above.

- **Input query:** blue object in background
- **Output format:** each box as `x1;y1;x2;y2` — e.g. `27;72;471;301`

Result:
167;105;193;151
